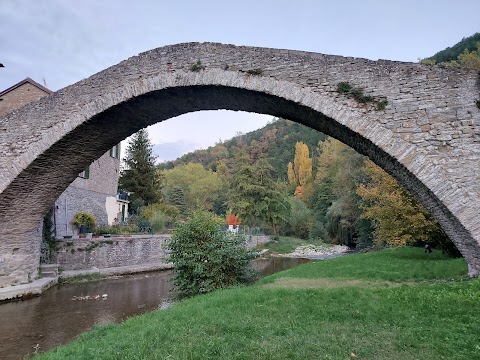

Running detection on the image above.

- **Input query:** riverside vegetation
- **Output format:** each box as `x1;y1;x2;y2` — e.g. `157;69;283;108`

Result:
35;247;479;359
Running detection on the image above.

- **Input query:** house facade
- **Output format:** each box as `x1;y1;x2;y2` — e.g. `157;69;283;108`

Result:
0;78;127;238
54;144;125;237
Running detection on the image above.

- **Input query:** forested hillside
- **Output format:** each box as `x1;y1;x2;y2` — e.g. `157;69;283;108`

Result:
157;118;326;180
151;118;458;255
424;32;480;64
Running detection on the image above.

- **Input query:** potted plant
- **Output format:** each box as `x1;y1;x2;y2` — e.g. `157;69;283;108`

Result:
72;211;96;238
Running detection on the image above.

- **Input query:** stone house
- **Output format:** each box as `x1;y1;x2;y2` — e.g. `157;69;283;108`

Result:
0;78;128;237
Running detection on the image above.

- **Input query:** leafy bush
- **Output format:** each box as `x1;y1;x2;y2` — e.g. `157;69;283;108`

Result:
167;211;257;299
93;226;112;235
94;223;140;235
286;196;313;239
72;211;96;232
150;211;167;233
141;203;180;221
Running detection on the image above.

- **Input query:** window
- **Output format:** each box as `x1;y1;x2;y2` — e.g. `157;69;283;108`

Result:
78;165;90;179
110;144;121;159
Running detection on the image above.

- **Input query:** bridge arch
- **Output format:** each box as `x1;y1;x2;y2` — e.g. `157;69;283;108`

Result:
0;42;479;286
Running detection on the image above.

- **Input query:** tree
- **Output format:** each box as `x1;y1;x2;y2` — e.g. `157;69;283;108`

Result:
167;211;256;299
310;137;367;245
356;160;459;256
119;128;162;206
447;42;480;69
165;186;188;215
288;141;313;187
161;162;225;213
229;155;289;233
285;196;313;239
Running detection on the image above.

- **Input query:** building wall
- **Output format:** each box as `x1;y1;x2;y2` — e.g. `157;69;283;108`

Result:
106;197;119;224
0;82;49;116
71;149;120;195
54;151;120;237
0;78;121;239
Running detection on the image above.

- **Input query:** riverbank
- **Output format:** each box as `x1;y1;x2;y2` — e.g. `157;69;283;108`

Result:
0;257;307;359
36;247;480;359
0;234;271;302
0;262;173;302
257;236;351;259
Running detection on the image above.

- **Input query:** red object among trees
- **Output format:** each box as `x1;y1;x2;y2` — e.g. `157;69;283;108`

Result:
226;213;240;226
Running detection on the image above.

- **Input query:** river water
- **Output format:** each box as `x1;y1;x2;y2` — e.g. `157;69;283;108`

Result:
0;257;309;359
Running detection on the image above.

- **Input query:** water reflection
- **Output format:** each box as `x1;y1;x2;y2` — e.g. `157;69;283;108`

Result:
0;257;308;359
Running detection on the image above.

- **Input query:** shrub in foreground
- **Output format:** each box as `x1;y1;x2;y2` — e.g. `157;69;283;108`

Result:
167;211;257;299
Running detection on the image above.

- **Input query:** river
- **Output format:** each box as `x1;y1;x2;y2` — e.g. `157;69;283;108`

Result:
0;257;309;359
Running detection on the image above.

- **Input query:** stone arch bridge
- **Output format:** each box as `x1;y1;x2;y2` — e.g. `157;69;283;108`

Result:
0;42;479;286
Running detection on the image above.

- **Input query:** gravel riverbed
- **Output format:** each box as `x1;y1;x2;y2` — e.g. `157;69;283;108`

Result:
277;244;351;260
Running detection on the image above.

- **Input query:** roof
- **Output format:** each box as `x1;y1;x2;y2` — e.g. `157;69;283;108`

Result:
0;77;53;97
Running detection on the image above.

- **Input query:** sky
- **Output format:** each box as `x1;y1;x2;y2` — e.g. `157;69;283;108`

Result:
1;0;479;161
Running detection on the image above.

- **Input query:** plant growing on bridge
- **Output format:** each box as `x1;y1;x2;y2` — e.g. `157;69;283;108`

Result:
167;211;257;299
190;60;205;72
246;68;263;75
42;209;56;263
337;82;388;111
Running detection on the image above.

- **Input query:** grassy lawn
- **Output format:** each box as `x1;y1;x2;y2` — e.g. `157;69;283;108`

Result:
36;247;480;360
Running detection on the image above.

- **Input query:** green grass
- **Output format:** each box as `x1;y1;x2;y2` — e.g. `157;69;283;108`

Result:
257;236;316;254
36;247;480;360
260;247;468;283
59;273;104;284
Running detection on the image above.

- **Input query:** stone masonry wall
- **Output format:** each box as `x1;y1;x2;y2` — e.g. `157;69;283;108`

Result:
70;150;120;196
56;235;170;270
54;151;120;237
0;42;479;286
55;188;109;238
54;235;269;271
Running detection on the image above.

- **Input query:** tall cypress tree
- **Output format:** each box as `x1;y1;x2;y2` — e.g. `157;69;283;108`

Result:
119;128;162;206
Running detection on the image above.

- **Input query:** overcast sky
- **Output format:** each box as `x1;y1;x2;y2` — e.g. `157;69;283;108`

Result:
1;0;479;161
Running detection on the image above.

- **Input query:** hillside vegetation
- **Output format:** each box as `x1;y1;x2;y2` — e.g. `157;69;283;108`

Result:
424;32;480;64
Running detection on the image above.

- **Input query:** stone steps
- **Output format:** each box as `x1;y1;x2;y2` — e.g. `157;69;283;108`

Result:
40;264;59;278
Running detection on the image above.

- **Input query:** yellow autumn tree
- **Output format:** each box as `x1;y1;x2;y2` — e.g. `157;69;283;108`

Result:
287;142;312;186
287;162;296;185
287;142;313;201
356;160;444;247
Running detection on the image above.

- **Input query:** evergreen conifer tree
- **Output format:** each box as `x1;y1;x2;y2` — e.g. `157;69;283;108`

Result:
119;128;162;206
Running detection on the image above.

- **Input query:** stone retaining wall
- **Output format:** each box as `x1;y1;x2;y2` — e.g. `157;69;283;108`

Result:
55;235;170;270
55;234;270;271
